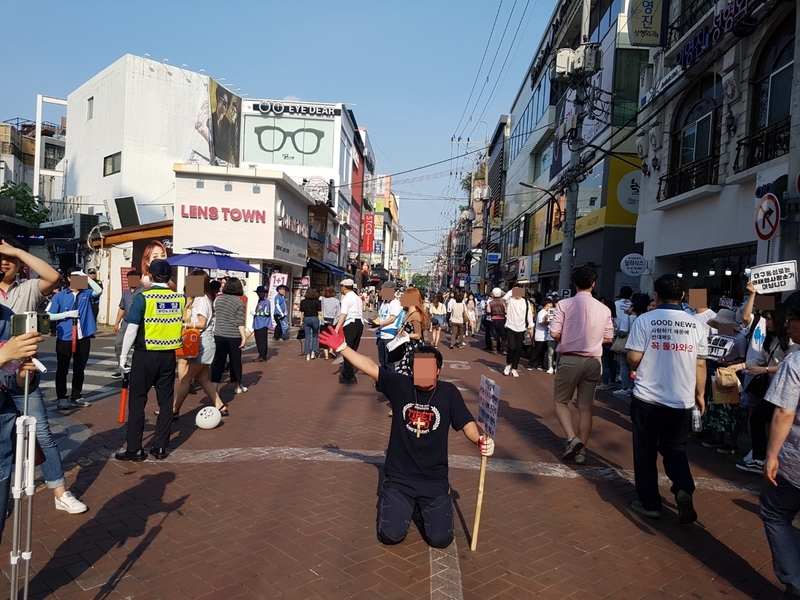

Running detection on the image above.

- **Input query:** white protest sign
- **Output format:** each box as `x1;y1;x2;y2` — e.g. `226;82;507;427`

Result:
620;253;646;277
718;297;734;309
707;335;736;360
750;260;798;294
477;375;500;439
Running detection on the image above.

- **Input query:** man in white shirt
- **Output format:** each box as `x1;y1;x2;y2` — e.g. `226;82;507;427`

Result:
625;274;707;524
376;281;403;372
335;279;364;384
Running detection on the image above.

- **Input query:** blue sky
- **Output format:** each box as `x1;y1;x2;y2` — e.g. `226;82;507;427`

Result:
5;0;553;268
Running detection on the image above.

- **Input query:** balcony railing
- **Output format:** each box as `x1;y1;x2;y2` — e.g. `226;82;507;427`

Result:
658;155;720;201
666;0;715;49
733;117;791;173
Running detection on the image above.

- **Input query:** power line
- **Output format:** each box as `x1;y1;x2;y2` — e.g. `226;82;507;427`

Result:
452;0;506;138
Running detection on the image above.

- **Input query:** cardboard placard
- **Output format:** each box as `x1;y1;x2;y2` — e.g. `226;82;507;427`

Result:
400;291;417;308
70;275;88;290
754;295;776;311
718;297;734;309
512;287;524;298
477;375;501;439
688;289;707;310
707;335;736;359
185;275;206;298
750;260;798;294
127;275;142;288
380;288;395;301
413;356;437;389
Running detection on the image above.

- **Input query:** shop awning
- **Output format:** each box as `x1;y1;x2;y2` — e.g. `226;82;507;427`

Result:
309;258;346;277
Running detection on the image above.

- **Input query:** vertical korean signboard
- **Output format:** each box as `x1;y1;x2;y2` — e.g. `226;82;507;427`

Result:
362;213;375;254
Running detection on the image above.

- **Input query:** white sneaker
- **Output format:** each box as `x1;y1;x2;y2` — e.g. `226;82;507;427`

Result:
546;368;554;374
236;386;248;394
55;491;88;514
511;369;519;378
742;450;753;463
503;365;511;376
613;389;631;396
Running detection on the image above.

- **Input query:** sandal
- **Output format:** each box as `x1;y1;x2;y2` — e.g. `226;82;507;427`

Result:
219;406;230;418
172;411;180;421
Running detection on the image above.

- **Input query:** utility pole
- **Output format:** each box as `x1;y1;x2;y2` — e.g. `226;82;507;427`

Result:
559;81;586;293
556;0;597;293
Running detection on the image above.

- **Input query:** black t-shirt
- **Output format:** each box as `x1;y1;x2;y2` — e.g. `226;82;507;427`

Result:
376;369;474;488
299;298;321;317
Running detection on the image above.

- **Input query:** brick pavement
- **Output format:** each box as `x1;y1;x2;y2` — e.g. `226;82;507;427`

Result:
1;331;786;599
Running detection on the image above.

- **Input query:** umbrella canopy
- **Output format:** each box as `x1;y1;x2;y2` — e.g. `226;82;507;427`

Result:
184;245;236;254
167;252;260;273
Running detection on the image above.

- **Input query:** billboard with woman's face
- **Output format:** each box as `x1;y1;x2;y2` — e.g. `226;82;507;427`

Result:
132;237;174;281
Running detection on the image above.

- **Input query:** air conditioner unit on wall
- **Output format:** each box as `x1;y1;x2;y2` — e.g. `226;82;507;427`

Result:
554;48;574;82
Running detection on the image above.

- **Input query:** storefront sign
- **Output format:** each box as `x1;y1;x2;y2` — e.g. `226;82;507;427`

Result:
627;0;668;47
487;253;501;265
180;204;266;223
327;235;340;254
374;214;384;241
255;101;340;117
675;0;766;68
620;253;646;276
276;198;309;237
362;213;375;253
349;205;361;254
374;240;383;255
750;261;798;294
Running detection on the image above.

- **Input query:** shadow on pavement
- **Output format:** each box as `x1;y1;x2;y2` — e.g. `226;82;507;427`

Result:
28;472;186;599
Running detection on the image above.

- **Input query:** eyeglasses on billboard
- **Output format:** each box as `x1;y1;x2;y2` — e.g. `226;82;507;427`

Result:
254;125;325;155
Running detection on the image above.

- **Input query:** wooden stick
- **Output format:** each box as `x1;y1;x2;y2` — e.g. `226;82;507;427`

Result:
470;455;488;551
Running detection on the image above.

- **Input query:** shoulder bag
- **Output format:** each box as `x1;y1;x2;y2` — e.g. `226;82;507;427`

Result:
744;344;777;399
611;330;628;354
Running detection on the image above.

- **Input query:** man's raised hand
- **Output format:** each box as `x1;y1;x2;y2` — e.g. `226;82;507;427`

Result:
319;325;345;352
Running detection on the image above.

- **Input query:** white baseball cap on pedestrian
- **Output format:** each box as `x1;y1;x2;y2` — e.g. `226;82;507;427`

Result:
491;287;503;298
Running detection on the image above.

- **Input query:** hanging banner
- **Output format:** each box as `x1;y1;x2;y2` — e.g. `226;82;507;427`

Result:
362;213;375;254
627;0;669;47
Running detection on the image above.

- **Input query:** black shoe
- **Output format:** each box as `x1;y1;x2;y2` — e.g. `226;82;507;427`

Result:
339;377;357;385
149;447;168;460
115;449;147;462
110;372;123;379
255;357;267;362
676;490;697;524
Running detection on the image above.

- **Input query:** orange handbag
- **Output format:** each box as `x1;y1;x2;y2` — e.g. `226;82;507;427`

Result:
176;328;200;359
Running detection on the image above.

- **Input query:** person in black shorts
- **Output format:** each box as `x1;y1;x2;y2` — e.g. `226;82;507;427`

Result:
319;326;495;547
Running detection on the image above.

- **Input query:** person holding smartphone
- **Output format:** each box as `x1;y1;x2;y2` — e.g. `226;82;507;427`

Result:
0;239;88;515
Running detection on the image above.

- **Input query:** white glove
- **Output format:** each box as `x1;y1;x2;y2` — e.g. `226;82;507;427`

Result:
64;310;80;319
478;435;495;457
119;357;127;371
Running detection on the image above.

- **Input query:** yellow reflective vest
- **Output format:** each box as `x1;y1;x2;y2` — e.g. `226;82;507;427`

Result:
140;288;185;351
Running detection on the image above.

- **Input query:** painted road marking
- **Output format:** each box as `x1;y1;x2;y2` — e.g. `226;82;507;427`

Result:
430;539;463;600
166;445;759;495
444;360;470;370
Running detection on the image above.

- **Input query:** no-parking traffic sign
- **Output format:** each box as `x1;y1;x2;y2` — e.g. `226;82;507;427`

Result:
755;193;780;241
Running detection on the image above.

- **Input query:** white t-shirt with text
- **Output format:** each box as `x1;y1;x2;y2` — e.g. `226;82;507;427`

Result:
626;306;708;409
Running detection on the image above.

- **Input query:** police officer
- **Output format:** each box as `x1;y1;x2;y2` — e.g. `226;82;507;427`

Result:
115;260;185;461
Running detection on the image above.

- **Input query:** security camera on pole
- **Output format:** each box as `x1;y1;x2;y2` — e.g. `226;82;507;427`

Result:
553;0;602;292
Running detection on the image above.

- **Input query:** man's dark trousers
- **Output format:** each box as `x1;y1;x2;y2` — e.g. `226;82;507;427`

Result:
55;337;91;400
126;350;176;451
630;395;695;511
342;321;364;380
254;327;269;360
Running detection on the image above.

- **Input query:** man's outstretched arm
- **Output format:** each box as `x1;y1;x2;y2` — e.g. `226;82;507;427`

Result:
319;326;379;382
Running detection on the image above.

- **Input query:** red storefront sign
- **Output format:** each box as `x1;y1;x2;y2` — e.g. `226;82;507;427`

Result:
362;213;375;253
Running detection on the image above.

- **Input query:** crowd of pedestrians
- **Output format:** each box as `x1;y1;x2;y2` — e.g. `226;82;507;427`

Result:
0;239;797;597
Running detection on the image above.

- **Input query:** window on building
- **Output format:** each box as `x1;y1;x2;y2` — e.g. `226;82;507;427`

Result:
87;97;94;121
103;152;121;176
671;75;722;168
752;18;794;131
533;142;553;180
613;49;649;127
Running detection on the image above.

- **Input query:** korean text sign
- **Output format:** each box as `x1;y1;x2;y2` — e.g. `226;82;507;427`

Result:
477;376;500;439
750;261;797;294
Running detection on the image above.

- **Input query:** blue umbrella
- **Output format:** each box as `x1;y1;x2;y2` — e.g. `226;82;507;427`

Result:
184;245;236;255
167;252;260;273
